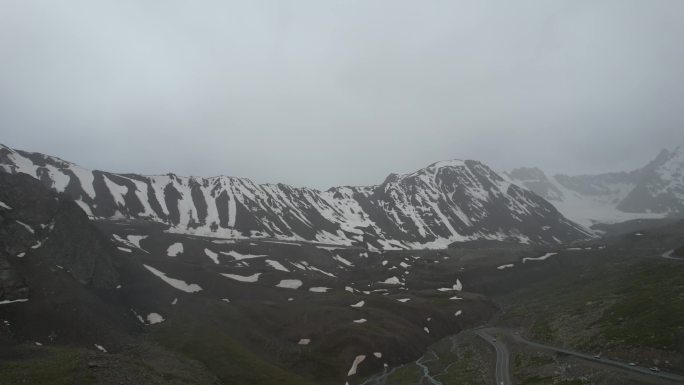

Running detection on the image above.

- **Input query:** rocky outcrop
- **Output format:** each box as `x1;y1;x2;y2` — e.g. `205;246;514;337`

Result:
0;172;119;290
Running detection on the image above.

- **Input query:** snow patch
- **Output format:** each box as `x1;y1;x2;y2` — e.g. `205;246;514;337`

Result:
221;273;261;283
347;355;366;376
265;259;290;272
126;235;147;249
204;248;220;264
143;264;202;293
276;279;303;289
522;252;558;263
309;287;331;293
146;313;165;324
0;298;28;306
350;300;365;308
221;250;266;261
167;242;184;257
382;276;401;285
15;220;34;234
333;254;354;267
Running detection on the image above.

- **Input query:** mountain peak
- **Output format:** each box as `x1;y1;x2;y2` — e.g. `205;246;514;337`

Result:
0;144;590;248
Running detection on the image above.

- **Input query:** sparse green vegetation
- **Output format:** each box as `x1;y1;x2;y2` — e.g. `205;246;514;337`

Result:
596;262;684;350
0;346;88;385
513;352;554;369
498;255;684;369
153;313;315;385
530;315;555;342
385;363;423;384
518;375;554;385
367;333;490;385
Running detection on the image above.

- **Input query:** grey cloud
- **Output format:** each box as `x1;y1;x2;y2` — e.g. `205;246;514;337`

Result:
1;0;683;188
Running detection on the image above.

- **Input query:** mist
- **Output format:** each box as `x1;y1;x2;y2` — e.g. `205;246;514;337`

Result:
1;0;683;188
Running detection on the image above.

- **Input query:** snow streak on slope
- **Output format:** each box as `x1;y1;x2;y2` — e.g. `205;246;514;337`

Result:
143;264;202;293
0;144;590;248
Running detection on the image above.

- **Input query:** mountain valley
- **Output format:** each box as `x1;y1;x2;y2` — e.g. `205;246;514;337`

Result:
1;145;683;385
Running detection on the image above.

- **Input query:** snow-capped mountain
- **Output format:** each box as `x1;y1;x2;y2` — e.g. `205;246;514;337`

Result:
506;146;684;227
0;144;589;248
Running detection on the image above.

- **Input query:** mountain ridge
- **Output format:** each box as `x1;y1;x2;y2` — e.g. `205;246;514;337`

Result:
0;144;590;248
506;146;684;227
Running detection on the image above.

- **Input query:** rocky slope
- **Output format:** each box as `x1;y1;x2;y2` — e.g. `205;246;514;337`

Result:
0;144;589;248
0;172;119;293
0;171;499;384
507;146;684;227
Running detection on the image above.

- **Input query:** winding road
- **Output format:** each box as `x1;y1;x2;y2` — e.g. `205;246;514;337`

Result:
478;327;684;384
475;329;513;385
662;249;684;261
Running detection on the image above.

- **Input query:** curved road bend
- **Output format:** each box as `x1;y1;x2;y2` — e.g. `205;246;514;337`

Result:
662;249;684;261
475;329;513;385
482;327;684;384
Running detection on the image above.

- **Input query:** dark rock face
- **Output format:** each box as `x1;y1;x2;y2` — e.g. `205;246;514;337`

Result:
0;144;591;247
0;172;119;291
618;147;684;215
43;200;119;288
0;256;28;301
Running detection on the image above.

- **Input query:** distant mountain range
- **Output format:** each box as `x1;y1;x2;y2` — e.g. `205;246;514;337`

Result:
506;146;684;227
0;144;589;248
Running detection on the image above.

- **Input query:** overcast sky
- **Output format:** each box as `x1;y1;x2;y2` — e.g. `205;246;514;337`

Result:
1;1;683;188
